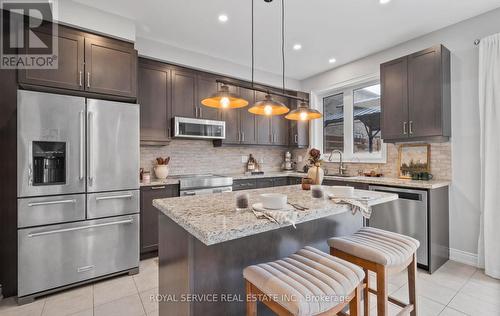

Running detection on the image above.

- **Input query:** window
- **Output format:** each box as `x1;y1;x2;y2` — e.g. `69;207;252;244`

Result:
353;84;382;154
317;78;385;163
323;93;344;153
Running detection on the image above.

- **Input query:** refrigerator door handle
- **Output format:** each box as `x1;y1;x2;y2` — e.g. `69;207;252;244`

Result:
79;111;85;180
28;199;76;207
88;111;94;186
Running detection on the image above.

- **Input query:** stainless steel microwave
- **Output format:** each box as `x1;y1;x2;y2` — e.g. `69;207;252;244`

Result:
173;117;226;140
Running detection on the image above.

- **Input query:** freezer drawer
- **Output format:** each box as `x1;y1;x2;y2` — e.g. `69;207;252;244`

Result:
86;99;139;192
87;190;139;219
18;194;86;228
368;186;428;266
18;214;139;297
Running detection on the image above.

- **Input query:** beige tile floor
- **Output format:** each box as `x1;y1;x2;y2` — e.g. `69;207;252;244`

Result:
1;258;499;316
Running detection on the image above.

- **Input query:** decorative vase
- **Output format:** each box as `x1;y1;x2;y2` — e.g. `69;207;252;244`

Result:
154;165;169;179
307;165;324;185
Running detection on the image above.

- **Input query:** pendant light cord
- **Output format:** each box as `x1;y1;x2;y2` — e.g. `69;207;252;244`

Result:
281;0;285;94
251;0;254;88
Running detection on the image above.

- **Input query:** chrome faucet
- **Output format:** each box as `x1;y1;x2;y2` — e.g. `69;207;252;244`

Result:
328;150;347;176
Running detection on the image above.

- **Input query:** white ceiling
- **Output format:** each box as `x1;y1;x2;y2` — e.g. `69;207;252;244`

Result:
75;0;500;80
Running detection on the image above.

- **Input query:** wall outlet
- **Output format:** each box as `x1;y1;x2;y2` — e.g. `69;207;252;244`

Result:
241;156;247;163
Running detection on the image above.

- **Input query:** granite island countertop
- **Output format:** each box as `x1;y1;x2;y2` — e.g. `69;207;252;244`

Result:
228;172;450;189
153;185;397;246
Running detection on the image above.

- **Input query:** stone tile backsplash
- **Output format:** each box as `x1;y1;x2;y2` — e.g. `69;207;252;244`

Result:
141;140;287;177
293;142;451;181
142;140;451;180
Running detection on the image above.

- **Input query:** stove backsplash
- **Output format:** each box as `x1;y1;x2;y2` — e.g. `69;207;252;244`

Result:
141;140;288;177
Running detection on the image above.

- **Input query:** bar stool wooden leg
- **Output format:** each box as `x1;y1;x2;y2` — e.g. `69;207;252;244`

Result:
349;285;362;316
363;268;370;316
408;254;417;316
376;265;388;316
246;280;257;316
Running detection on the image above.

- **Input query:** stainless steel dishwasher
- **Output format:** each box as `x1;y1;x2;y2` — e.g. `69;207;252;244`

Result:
368;185;428;267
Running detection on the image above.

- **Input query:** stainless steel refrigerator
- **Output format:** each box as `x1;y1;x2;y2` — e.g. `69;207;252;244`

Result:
17;90;140;303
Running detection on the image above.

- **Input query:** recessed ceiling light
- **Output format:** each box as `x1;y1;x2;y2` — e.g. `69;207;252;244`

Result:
379;0;391;4
293;43;302;50
329;58;337;64
218;14;228;23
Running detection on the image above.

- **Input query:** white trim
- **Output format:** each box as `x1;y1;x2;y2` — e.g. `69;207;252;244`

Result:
450;248;480;268
309;73;387;163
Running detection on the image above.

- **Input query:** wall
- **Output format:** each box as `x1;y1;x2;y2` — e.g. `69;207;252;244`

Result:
57;0;136;42
141;140;287;176
301;8;500;259
135;37;301;91
294;142;451;180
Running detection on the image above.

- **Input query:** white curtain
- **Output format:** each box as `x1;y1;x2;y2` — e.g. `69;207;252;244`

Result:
478;33;500;279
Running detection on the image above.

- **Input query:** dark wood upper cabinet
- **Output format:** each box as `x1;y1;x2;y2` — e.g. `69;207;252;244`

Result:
380;45;451;142
381;56;408;140
271;95;289;146
18;27;85;91
197;75;220;121
84;37;137;98
289;92;310;148
255;91;273;145
408;46;451;139
18;24;138;100
239;88;257;145
172;69;197;118
138;59;171;145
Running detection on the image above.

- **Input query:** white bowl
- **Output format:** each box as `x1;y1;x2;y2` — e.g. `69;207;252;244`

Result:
260;193;287;210
328;186;355;198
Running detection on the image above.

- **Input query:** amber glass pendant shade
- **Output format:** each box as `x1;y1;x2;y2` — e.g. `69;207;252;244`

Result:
201;85;249;109
285;102;322;121
248;94;290;116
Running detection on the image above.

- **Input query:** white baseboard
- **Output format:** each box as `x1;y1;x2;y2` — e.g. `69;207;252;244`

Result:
450;248;479;267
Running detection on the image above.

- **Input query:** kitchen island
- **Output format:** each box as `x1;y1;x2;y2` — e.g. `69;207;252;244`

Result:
153;185;397;316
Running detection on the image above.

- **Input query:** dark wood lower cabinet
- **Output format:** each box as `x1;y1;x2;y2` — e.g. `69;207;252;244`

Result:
140;184;179;257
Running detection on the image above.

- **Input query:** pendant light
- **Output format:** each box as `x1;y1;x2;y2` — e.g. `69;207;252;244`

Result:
201;84;249;109
285;101;323;121
248;0;290;116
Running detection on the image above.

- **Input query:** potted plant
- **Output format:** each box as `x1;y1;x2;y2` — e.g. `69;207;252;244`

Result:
154;157;170;179
306;148;324;185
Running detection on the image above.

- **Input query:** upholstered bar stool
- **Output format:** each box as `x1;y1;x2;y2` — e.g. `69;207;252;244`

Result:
243;246;365;316
328;227;420;316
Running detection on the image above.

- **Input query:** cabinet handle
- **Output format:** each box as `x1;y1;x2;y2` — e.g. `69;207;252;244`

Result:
409;121;413;135
79;71;82;87
295;134;298;144
403;121;408;135
167;127;171;138
87;72;90;88
242;132;245;142
199;107;202;118
28;199;76;207
151;186;166;190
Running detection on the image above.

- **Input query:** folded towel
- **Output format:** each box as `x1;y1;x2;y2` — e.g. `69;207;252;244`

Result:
251;208;298;228
331;198;372;219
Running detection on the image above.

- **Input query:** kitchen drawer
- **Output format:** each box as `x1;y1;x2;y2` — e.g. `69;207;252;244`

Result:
273;177;289;187
18;214;139;297
288;177;302;185
232;179;257;191
256;178;274;188
87;190;139;219
18;194;86;228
